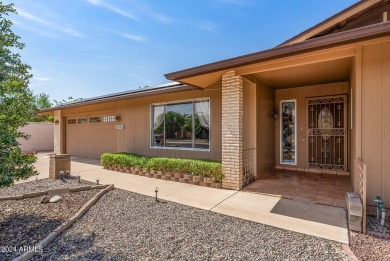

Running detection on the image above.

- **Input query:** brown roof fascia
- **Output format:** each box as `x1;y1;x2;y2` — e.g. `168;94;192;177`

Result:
278;0;380;46
39;84;198;114
165;22;390;81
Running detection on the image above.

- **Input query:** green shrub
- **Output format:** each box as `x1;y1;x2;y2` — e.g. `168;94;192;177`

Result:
100;152;223;182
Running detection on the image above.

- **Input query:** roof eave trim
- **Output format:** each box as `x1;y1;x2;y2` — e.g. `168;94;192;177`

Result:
278;0;381;46
39;84;198;113
165;22;390;81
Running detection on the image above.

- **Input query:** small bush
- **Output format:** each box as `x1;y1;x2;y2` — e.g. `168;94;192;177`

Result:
101;152;223;182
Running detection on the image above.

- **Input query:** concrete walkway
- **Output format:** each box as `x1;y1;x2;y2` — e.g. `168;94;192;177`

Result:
26;155;349;244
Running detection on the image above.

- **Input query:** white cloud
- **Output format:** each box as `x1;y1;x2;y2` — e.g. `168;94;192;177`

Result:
120;33;146;43
148;11;172;24
16;8;83;37
138;5;173;24
87;0;138;21
87;0;174;24
63;28;83;37
13;20;61;38
34;76;52;82
198;21;219;32
17;9;47;24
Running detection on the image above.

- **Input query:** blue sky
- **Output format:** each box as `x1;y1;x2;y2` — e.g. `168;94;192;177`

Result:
5;0;357;101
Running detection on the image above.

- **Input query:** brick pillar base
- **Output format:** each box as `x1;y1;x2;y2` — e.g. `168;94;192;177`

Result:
221;71;243;190
49;154;71;179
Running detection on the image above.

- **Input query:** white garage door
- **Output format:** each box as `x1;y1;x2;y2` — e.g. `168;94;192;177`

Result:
66;115;117;158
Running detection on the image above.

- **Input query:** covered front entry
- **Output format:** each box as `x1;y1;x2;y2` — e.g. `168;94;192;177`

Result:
237;51;355;204
243;91;352;207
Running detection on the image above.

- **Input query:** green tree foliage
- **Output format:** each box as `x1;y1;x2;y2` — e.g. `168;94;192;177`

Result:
155;111;205;139
53;96;83;106
35;93;52;111
30;92;54;122
164;111;190;139
0;2;38;187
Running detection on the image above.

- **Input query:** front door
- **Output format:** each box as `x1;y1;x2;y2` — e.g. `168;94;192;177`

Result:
306;95;347;172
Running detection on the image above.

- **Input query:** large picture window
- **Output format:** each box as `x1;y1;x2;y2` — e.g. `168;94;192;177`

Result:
152;99;210;150
280;100;296;164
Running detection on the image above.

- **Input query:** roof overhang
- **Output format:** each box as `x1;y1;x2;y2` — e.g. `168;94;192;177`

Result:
279;0;384;46
40;82;198;114
165;22;390;86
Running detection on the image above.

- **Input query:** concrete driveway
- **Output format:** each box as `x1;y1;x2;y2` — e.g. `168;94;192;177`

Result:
26;155;349;244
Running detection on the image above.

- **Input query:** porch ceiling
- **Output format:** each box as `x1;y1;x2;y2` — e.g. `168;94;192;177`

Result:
252;57;353;89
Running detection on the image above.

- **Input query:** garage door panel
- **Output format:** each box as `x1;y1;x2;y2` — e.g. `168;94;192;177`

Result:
66;116;117;158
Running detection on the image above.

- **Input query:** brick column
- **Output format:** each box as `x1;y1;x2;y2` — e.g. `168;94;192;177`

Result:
222;71;244;190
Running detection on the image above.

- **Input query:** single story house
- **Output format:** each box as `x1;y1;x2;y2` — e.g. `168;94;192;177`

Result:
42;0;390;208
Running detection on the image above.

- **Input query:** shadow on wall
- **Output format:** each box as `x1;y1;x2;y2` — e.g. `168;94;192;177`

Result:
270;198;347;228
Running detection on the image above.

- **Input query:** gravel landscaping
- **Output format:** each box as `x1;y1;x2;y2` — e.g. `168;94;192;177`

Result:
349;214;390;261
0;178;95;197
366;214;389;236
0;180;100;260
33;189;349;261
350;232;390;261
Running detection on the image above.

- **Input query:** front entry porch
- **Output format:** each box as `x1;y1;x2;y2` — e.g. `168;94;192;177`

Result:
242;169;352;207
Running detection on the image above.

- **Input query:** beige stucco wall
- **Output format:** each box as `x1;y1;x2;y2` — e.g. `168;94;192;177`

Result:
53;110;65;154
256;80;275;178
61;88;222;161
360;40;390;207
274;82;349;171
350;56;358;195
18;122;54;152
243;80;256;151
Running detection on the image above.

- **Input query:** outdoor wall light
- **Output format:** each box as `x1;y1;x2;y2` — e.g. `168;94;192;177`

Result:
54;120;59;125
96;178;100;185
155;187;159;202
271;108;278;119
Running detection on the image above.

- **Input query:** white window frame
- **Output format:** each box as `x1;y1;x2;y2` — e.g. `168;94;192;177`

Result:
280;99;297;165
150;97;211;152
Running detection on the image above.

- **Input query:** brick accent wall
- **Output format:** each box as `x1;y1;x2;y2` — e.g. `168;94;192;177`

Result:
49;154;71;179
221;71;244;190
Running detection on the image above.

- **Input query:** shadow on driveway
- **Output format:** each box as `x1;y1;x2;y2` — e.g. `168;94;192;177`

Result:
270;198;347;228
70;157;101;167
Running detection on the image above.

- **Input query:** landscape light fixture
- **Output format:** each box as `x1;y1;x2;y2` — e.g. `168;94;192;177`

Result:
96;178;100;185
155;187;159;202
77;175;81;183
66;170;70;179
60;171;64;180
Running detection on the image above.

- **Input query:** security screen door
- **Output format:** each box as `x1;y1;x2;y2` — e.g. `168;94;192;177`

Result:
307;95;347;172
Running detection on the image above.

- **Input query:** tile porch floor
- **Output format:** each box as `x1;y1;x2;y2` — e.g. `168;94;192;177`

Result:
241;170;353;208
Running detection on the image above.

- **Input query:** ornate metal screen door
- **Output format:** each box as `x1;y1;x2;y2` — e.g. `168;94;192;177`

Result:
307;95;347;172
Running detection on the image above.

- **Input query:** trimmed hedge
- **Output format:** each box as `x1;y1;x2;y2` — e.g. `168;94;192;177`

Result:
101;152;223;182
